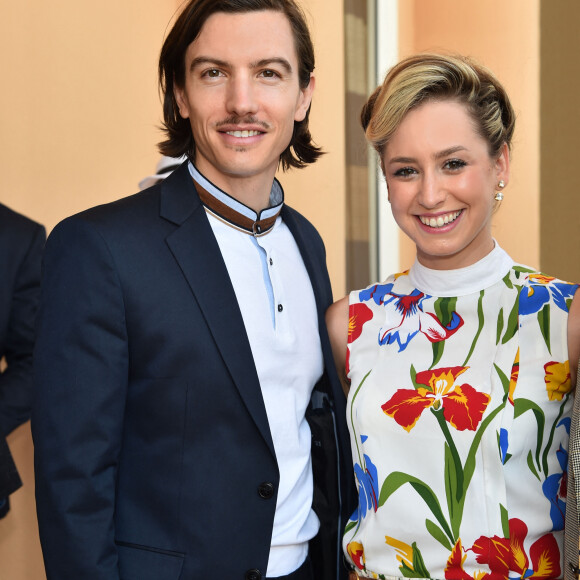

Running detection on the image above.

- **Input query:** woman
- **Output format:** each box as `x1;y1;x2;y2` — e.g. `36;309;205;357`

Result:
327;53;580;579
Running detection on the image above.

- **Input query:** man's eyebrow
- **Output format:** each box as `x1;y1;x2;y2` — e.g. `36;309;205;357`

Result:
188;56;293;74
189;57;229;72
250;58;293;73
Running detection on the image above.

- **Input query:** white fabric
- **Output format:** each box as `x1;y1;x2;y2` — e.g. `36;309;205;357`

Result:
344;245;575;579
408;241;513;297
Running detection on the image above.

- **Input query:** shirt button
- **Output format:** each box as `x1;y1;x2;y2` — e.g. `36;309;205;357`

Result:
245;570;262;580
277;304;283;312
269;257;273;266
258;482;275;499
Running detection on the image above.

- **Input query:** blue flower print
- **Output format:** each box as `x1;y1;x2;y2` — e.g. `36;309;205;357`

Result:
542;444;567;531
519;274;578;316
499;428;509;464
359;282;395;306
352;448;379;520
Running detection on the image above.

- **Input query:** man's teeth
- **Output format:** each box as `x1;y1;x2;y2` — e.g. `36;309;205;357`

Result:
226;130;261;137
420;211;462;228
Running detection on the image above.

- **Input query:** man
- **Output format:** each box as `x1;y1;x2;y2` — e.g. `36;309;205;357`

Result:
0;203;45;518
32;1;353;579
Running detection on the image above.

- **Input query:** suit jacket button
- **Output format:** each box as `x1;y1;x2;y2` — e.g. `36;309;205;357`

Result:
258;482;274;499
245;569;262;580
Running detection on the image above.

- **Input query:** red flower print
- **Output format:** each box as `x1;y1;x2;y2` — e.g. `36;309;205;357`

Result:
346;303;373;375
346;541;365;570
445;536;509;579
444;539;472;580
348;303;373;343
382;366;490;432
506;518;561;579
446;518;561;579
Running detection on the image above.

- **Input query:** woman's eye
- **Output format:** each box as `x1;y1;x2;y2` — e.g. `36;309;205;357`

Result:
444;159;467;170
393;167;416;178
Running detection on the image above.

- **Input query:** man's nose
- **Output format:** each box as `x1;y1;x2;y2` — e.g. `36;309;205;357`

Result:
226;75;259;117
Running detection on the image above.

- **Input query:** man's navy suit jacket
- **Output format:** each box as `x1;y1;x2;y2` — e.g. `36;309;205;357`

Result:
32;163;354;579
0;203;45;503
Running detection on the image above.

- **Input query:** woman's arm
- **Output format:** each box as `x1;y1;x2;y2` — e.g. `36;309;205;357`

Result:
326;296;350;396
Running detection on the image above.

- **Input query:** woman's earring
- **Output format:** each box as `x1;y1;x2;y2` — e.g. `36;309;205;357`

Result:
495;180;505;201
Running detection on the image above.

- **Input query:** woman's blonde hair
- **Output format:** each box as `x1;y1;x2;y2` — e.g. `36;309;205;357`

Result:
361;53;515;159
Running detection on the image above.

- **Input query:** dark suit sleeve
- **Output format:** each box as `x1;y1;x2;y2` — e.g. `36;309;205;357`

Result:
32;217;128;579
0;222;45;436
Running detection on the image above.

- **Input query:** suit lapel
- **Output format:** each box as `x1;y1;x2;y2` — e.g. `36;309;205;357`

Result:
160;165;275;457
282;206;330;319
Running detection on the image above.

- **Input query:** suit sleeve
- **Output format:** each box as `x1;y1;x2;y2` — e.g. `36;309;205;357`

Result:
0;222;45;436
32;217;128;580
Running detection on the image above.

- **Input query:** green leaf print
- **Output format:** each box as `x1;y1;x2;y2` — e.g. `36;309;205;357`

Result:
431;297;458;369
541;396;568;475
496;307;504;345
494;363;511;396
537;303;552;354
463;290;484;366
434;296;457;326
350;370;372;467
431;341;444;370
503;274;514;289
344;520;357;534
514;399;545;472
444;441;461;504
406;542;431;578
501;296;519;344
500;504;509;537
378;472;455;545
527;450;540;481
513;265;535;277
425;519;453;552
410;364;419;390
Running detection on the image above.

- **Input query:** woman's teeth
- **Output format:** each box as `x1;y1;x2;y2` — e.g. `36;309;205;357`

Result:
420;211;462;228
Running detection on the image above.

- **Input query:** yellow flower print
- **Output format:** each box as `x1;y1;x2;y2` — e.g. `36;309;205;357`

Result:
385;536;414;571
508;349;519;405
347;541;365;570
544;360;571;401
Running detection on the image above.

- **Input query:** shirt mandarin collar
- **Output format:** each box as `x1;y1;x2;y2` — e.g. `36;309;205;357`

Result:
188;161;283;236
408;241;514;297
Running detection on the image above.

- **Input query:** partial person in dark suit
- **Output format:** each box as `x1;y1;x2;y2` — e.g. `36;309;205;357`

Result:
0;203;45;518
32;1;354;579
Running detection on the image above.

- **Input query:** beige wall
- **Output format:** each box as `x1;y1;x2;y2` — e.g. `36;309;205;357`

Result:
0;1;346;578
397;0;541;272
277;0;347;295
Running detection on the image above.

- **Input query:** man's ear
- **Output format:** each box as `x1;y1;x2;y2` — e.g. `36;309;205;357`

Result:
174;84;190;120
294;74;315;122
